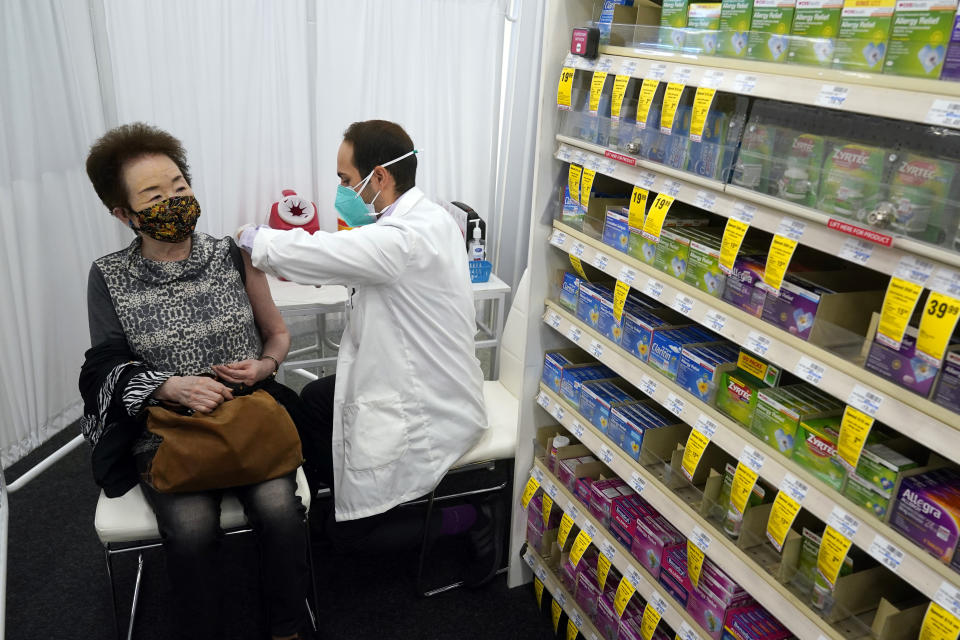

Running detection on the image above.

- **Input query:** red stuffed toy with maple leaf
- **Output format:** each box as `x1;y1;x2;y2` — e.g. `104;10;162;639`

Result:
268;189;319;233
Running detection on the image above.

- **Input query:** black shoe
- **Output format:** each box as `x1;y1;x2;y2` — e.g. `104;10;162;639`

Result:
464;499;504;588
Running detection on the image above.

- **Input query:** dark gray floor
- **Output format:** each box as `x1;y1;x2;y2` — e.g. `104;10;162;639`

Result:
5;426;554;640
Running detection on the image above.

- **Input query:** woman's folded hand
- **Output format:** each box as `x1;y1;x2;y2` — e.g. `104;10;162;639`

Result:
211;359;273;387
154;376;234;413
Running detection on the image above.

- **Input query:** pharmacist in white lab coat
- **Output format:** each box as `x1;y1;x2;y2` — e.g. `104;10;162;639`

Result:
238;120;498;584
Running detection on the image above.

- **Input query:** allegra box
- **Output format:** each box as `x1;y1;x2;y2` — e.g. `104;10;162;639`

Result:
891;468;960;565
722;255;768;317
933;350;960;412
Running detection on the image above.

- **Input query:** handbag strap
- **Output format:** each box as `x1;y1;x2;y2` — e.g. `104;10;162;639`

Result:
227;238;247;286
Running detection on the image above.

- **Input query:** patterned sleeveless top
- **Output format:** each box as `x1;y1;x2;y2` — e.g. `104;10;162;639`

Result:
94;234;262;374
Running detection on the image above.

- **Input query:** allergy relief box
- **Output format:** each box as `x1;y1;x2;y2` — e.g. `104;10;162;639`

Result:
790;416;847;490
891;468;960;566
602;208;631;253
788;0;846;67
662;0;692;49
715;351;783;427
621;307;689;362
648;326;721;380
833;0;897;70
718;0;756;56
748;0;798;61
610;402;680;460
865;328;944;396
677;344;740;403
817;140;887;219
560;271;584;312
885;0;959;78
686;2;723;54
750;385;843;455
933;351;960;412
579;379;639;433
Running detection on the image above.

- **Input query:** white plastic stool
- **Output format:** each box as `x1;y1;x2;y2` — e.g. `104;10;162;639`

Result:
94;468;318;640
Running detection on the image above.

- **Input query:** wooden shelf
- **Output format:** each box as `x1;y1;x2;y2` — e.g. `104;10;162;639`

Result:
540;298;960;611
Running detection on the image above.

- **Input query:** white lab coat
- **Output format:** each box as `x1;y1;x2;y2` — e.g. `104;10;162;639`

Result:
251;187;487;520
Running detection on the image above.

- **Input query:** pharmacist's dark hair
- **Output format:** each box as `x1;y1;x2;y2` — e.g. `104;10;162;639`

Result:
85;122;192;211
343;120;417;194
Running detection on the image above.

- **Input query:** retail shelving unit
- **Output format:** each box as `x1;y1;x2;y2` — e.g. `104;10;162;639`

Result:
507;2;960;639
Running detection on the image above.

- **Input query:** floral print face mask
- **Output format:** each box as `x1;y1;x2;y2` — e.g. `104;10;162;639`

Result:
132;195;201;243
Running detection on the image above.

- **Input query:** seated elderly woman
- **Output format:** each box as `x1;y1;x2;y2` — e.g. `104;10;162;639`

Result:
79;123;311;640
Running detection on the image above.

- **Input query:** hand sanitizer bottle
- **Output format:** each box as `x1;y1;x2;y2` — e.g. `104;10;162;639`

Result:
469;220;485;261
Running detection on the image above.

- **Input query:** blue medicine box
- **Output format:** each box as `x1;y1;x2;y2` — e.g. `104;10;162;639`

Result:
621;305;688;363
597;296;649;346
676;344;739;404
612;403;676;461
576;283;612;330
560;364;613;408
647;326;719;381
602;208;631;254
560;272;583;313
579;379;638;433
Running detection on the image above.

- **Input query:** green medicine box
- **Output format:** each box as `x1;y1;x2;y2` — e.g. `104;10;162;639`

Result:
791;417;847;491
854;443;918;496
714;351;783;428
788;0;845;67
884;0;959;78
653;227;697;280
750;385;841;455
719;0;756;56
683;229;727;297
686;2;723;54
833;0;896;71
747;0;797;61
843;473;892;519
662;0;693;49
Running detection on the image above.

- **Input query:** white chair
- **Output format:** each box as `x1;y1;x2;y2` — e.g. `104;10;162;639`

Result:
410;269;528;596
94;468;318;640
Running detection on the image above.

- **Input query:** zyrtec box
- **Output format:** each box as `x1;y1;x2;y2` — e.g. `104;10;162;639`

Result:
885;0;959;78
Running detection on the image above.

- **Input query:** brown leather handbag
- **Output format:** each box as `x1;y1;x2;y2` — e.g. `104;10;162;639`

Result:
145;389;303;492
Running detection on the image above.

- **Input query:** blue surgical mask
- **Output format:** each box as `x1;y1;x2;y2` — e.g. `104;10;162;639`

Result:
334;149;418;227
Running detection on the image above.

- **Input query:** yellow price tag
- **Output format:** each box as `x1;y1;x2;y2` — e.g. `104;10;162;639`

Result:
552;599;563;633
660;83;685;133
763;235;798;293
642;193;674;242
589;71;608;114
629;186;649;229
817;525;853;587
580;168;597;211
838;405;875;472
557;67;575;110
534;576;544;607
690;87;717;141
681;429;710;480
568;164;583;204
877;277;924;349
542;494;554;530
597;553;612;591
569;255;588;280
613;577;636;617
567;619;580;640
614;280;630;323
636;79;660;129
766;491;802;552
521;475;540;509
557;513;575;548
719;218;750;273
729;462;760;515
640;602;663;640
917;290;960;365
611;75;631;119
921;602;960;640
570;530;594;568
687;540;705;589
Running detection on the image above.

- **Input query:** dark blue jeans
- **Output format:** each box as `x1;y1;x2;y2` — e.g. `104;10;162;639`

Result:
138;465;308;639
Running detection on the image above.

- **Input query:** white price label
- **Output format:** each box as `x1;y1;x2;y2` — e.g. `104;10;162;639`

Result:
536;565;548;582
626;566;645;588
868;534;904;573
584;522;599;539
926;99;960;129
671;67;693;85
704;308;727;332
741;444;765;473
663;179;682;197
645;278;664;299
589;339;604;359
558;145;574;162
649;593;668;615
694;414;719;439
640;375;658;396
549;312;562;329
567;326;582;343
695;190;717;211
592;252;610;270
690;525;711;552
618;266;638;284
779;473;809;503
665;392;686;417
678;621;701;640
551;230;568;247
572;421;585;440
563;53;577;67
532;467;545;483
776;217;807;242
929;268;960;299
600;539;617;559
673;293;695;315
537;391;551;409
794;356;825;385
828;506;861;540
733;74;758;94
600;444;615;465
572;611;585;630
601;159;617;175
731;200;757;224
630;471;646;494
568;503;581;522
745;330;772;356
556;591;567;607
588;155;604;172
847;384;884;417
553;404;566;421
638;171;657;189
894;255;935;286
620;60;639;76
648;63;667;81
816;84;849;108
701;70;724;89
571;241;586;258
935;582;960;619
525;552;535;569
546;480;560;499
839;237;873;265
597;56;615;72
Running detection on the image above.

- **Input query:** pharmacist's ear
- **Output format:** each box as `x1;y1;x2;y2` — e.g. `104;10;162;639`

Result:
372;165;395;191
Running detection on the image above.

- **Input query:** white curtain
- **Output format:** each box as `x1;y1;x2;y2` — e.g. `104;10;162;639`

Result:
103;0;315;237
0;0;123;466
312;0;506;233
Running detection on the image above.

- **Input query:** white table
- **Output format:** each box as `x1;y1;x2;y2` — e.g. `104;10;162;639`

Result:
268;272;512;382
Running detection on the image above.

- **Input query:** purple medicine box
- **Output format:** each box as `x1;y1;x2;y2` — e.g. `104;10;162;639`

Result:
933;351;960;412
760;274;829;341
865;330;942;397
722;256;767;318
943;8;960;80
890;468;960;565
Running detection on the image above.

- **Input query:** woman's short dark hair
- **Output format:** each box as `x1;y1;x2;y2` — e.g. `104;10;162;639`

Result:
343;120;417;194
85;122;191;211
